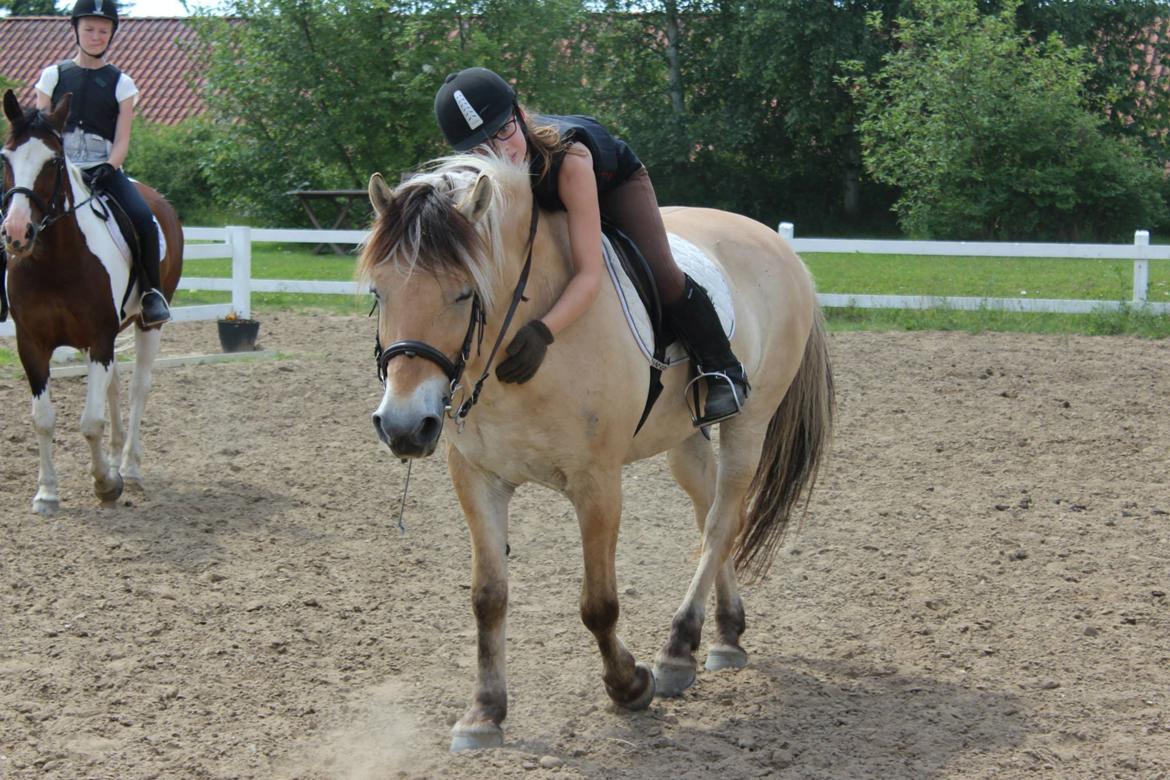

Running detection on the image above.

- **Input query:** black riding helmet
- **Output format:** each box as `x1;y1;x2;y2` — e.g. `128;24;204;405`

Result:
71;0;119;57
435;67;518;152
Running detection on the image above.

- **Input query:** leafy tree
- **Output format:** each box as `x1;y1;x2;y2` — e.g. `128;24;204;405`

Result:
188;0;592;224
848;0;1166;240
1;0;66;15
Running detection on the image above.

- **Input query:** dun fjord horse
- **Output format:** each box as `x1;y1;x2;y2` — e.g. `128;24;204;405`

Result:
1;90;182;514
360;153;833;751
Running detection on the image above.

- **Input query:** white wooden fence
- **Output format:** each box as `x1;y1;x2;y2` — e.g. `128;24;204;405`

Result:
2;223;1166;339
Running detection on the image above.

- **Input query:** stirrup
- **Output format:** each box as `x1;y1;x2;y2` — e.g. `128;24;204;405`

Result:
140;288;171;326
683;368;749;427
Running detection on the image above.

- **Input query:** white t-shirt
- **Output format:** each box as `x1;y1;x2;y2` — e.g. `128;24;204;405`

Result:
34;62;139;168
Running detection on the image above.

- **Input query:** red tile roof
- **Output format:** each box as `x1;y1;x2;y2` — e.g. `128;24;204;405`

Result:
0;16;205;125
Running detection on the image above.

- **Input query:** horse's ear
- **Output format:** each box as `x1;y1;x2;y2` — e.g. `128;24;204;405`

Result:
368;172;395;218
3;90;20;124
47;93;72;133
457;174;493;223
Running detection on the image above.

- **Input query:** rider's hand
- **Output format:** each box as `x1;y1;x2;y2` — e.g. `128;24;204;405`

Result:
496;320;554;384
86;163;117;191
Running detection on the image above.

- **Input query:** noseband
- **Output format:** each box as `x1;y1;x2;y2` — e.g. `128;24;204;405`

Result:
374;196;540;426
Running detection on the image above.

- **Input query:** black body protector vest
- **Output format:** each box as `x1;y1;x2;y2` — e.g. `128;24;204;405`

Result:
52;60;122;142
529;115;643;212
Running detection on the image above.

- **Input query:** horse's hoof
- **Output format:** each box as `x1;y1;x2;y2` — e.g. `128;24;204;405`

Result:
95;472;124;504
449;723;503;752
652;655;696;698
32;497;59;515
705;644;749;671
613;662;656;711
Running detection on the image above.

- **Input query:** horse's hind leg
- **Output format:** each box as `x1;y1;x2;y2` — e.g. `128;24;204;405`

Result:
448;447;515;752
81;357;123;505
571;469;655;711
120;325;162;487
655;426;763;696
665;433;749;680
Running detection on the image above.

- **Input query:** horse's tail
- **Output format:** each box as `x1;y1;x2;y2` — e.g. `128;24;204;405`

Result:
733;307;834;581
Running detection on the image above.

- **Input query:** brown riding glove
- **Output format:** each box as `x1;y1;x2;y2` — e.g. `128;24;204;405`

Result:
496;320;554;384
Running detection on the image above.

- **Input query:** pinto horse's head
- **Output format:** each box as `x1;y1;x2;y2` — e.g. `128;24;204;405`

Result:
357;154;531;458
1;90;71;258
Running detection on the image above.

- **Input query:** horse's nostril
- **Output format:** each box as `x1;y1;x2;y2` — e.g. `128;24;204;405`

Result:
418;415;442;443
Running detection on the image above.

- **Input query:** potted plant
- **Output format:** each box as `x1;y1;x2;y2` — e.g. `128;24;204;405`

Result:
216;311;260;353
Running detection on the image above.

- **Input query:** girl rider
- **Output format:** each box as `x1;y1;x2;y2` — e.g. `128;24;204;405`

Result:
434;67;748;426
34;0;170;326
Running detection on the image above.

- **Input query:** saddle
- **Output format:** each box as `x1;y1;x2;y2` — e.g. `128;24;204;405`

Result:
600;221;670;434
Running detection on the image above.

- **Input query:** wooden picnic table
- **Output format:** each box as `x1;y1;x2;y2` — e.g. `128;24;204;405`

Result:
286;189;371;255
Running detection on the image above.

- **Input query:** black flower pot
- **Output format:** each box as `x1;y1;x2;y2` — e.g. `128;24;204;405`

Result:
217;318;260;353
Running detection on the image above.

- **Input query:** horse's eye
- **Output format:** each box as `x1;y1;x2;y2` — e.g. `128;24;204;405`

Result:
454;290;473;303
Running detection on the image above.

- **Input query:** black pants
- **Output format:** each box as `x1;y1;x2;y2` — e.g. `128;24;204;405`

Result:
102;168;161;289
599;167;687;305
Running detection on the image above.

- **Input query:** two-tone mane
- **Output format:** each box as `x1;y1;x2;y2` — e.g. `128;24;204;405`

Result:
357;153;530;311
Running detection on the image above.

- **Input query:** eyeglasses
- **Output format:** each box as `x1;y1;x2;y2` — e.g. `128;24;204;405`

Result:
491;116;519;143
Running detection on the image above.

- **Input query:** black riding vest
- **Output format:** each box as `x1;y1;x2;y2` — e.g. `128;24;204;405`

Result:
52;60;122;142
529;115;643;212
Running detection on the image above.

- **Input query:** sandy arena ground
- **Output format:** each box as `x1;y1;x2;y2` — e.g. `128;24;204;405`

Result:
1;313;1167;779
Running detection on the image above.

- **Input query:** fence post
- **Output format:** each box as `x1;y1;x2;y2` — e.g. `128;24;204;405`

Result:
1132;230;1150;306
227;225;252;319
778;222;795;243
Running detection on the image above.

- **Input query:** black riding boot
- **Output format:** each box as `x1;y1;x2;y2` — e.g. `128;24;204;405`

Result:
664;274;750;426
137;232;171;326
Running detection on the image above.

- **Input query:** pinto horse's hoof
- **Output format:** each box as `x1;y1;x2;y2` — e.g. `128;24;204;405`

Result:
449;722;503;752
705;644;749;672
95;472;124;505
32;497;60;515
652;655;696;698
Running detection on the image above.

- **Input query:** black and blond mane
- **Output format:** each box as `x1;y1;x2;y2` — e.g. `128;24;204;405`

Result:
357;154;530;310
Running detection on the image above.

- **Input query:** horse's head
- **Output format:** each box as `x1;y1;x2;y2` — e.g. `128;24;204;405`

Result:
358;154;532;458
1;90;71;258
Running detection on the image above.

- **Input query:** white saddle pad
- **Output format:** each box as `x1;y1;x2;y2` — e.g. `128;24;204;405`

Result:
603;232;735;369
92;192;166;264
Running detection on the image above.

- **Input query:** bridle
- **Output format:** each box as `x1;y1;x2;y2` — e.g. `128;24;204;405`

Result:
1;138;95;236
373;196;540;428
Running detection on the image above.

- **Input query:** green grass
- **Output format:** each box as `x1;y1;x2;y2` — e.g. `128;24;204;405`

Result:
801;252;1170;337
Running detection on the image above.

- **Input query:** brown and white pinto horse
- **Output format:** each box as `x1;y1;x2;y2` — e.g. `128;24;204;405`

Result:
359;153;834;752
1;90;182;514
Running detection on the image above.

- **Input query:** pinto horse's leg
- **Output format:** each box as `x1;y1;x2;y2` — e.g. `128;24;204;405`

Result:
447;446;514;752
655;424;765;696
106;361;125;469
18;339;60;514
120;326;162;487
666;433;749;679
571;470;655;711
81;356;123;506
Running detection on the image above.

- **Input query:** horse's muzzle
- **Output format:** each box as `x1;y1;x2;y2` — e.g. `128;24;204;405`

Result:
0;222;36;256
372;410;444;459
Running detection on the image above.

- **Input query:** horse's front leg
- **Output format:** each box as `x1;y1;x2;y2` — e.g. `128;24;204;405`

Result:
572;470;655;710
80;355;123;505
447;446;514;752
18;339;59;514
120;326;162;486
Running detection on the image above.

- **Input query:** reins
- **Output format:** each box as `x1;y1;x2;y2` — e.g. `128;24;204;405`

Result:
1;153;98;235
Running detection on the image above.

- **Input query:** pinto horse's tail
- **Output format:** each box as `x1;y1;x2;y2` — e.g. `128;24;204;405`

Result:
733;308;834;582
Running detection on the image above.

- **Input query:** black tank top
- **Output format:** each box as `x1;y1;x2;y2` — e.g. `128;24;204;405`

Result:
52;60;123;142
528;114;643;212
